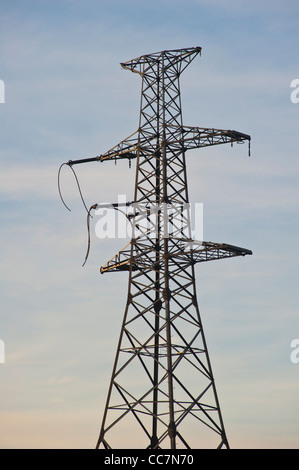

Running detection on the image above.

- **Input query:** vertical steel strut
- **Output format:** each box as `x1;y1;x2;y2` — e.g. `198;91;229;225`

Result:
61;47;252;449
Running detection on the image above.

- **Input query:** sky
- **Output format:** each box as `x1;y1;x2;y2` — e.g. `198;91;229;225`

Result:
0;0;298;449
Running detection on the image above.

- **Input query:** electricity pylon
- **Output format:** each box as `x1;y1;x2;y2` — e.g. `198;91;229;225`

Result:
61;47;252;449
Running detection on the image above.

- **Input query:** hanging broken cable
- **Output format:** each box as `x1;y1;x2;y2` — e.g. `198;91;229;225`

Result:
58;162;90;214
82;201;134;267
82;204;98;267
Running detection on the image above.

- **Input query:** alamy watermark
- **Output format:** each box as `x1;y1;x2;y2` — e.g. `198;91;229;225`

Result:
0;339;4;363
93;195;203;241
290;339;299;364
0;79;5;103
290;79;299;104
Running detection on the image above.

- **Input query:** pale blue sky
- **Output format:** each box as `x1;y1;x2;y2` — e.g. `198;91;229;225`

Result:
0;0;298;448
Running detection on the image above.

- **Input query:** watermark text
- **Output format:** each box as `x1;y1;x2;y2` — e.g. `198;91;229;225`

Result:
0;339;4;363
290;79;299;104
290;339;299;364
0;80;5;103
94;195;203;241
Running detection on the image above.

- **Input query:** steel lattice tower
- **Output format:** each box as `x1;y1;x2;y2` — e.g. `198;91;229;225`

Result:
61;47;252;449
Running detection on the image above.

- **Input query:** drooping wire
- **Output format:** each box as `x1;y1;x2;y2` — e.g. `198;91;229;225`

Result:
58;162;90;214
82;204;98;267
82;202;134;267
58;163;71;211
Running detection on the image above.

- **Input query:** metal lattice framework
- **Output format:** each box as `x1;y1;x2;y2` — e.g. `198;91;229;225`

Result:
62;47;252;449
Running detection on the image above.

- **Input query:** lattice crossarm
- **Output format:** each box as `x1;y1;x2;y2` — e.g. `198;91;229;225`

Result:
166;125;251;155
